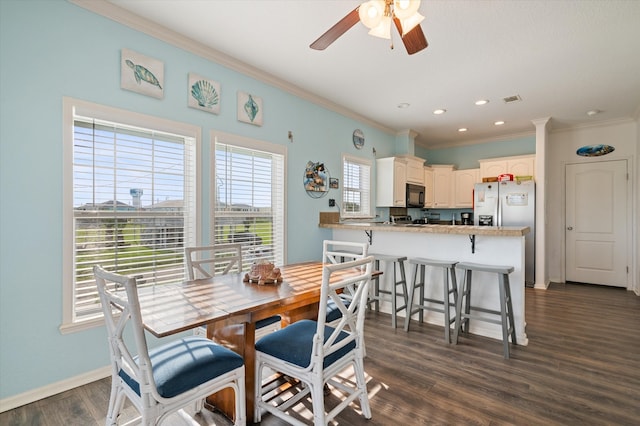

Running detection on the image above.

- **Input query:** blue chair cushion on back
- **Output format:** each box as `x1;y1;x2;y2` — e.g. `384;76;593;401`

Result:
325;296;351;323
256;314;281;329
119;336;244;398
255;319;355;368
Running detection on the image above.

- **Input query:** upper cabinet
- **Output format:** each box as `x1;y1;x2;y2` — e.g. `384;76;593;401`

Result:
423;166;434;208
431;165;456;208
376;157;407;207
479;154;535;180
453;168;480;208
402;156;426;185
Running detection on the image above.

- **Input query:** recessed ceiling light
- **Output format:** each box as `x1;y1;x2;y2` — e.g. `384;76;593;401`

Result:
458;128;468;132
586;109;600;116
494;121;505;126
475;99;489;106
433;109;446;115
397;103;410;109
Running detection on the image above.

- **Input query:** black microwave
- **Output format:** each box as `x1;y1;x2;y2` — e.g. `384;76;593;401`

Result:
406;183;425;208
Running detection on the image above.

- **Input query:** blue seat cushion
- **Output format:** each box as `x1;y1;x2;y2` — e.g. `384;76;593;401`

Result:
257;314;281;329
325;296;351;323
119;336;244;398
255;319;355;369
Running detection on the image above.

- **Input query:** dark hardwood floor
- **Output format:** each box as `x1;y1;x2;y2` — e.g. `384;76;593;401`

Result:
2;282;639;425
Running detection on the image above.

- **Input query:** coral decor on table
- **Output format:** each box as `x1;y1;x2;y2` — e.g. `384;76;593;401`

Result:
244;260;282;285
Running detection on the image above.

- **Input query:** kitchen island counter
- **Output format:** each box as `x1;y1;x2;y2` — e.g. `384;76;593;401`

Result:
320;216;529;346
319;222;529;237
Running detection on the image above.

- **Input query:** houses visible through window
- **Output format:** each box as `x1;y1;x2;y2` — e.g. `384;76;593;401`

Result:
342;154;372;217
62;98;199;331
212;132;286;267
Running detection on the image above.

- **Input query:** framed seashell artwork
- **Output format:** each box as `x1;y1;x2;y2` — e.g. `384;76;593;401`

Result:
188;73;221;114
120;49;164;99
237;91;263;126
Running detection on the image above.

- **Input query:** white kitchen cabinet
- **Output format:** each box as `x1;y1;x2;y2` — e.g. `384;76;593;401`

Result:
453;168;480;207
431;165;455;208
479;154;535;180
402;156;426;185
376;157;407;207
423;166;434;208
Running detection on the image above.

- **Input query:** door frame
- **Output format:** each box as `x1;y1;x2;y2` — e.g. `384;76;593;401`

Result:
561;157;634;289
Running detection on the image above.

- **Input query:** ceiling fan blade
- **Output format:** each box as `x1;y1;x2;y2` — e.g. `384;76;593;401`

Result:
393;17;428;55
310;7;361;50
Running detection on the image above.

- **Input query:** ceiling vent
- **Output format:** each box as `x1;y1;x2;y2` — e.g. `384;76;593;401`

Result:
503;95;522;103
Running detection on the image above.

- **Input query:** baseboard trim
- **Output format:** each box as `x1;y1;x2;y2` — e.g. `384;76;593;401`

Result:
0;366;111;413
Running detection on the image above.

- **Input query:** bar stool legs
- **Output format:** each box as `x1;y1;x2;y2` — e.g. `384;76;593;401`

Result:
369;254;409;329
404;258;458;343
453;262;517;359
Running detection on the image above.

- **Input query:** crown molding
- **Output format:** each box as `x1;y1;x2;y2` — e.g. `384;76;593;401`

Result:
68;0;395;136
549;116;637;134
421;129;536;150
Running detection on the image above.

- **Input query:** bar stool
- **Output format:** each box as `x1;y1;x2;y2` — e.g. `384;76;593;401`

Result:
453;262;517;359
368;253;409;329
404;258;459;343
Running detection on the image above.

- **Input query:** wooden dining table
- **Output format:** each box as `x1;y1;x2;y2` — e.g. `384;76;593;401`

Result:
136;261;377;424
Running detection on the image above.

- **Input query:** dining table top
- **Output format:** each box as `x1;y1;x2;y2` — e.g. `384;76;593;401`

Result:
136;260;371;338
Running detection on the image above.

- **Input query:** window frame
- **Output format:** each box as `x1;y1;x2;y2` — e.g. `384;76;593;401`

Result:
210;130;287;266
341;154;373;218
60;97;202;334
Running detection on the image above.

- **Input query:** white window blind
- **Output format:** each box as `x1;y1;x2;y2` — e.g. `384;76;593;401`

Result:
213;141;285;267
342;155;372;217
71;117;196;322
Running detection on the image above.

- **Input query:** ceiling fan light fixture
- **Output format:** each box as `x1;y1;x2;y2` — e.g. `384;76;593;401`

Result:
399;12;424;35
394;0;421;20
368;16;392;39
359;0;385;29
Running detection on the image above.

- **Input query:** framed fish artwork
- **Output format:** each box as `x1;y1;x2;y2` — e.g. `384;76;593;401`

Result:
188;73;220;114
237;91;263;126
120;49;164;99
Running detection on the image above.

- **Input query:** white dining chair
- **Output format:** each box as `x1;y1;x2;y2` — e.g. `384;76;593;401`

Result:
185;243;281;338
185;243;244;280
254;256;374;426
93;265;246;426
321;240;368;326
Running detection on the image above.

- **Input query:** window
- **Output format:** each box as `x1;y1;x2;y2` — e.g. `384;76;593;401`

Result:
342;154;372;217
61;98;199;332
212;132;286;267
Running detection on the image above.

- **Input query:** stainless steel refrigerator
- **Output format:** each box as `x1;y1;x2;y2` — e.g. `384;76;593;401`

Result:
474;180;535;287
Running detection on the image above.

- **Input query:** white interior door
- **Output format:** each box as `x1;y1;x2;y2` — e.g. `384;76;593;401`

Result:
565;160;628;287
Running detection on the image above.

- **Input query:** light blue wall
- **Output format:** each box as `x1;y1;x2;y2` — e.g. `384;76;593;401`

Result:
0;0;396;400
415;135;536;169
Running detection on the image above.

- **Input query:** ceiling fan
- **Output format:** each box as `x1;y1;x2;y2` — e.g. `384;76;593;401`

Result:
310;0;428;55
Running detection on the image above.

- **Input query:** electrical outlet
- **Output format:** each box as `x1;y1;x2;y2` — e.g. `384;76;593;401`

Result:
329;199;335;207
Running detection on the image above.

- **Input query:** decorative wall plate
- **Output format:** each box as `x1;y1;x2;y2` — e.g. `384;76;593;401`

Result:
576;144;615;157
352;129;365;149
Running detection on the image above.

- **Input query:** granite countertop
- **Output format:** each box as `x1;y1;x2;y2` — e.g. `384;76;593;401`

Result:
319;221;529;237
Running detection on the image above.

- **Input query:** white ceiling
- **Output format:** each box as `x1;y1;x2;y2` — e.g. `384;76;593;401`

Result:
105;0;640;148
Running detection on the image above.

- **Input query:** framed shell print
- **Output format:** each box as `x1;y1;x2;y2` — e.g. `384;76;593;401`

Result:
188;73;220;114
237;91;263;126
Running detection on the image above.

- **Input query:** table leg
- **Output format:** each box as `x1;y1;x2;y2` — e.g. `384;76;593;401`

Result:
207;319;256;423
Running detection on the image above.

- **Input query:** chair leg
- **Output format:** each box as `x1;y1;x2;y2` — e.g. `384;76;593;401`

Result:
354;356;372;419
504;273;517;346
391;261;398;328
417;265;425;324
498;273;511;359
310;378;326;426
453;269;472;344
442;266;451;344
403;265;417;332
